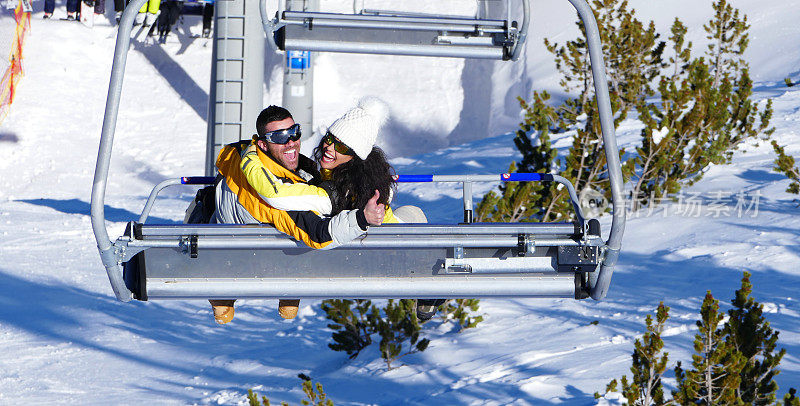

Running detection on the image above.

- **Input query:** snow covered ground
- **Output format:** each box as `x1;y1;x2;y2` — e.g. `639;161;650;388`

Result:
0;0;798;404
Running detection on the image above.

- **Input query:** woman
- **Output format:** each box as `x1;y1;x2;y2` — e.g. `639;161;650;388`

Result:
241;97;425;224
314;132;397;219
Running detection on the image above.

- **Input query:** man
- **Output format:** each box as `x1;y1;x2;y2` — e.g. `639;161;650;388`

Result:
210;106;385;324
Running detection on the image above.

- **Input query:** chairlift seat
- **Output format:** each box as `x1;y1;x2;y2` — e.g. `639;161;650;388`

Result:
180;1;207;16
122;220;602;300
273;11;520;60
120;174;600;300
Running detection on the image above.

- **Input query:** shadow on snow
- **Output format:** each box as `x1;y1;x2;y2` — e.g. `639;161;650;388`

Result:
18;198;180;224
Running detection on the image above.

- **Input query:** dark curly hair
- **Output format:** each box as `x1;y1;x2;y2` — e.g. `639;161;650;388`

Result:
313;141;396;215
255;106;293;136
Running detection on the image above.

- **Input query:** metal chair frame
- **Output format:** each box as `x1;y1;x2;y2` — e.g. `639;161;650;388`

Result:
91;0;625;303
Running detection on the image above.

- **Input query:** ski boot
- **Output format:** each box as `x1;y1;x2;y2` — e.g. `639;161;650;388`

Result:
416;299;447;322
209;299;236;324
278;299;300;319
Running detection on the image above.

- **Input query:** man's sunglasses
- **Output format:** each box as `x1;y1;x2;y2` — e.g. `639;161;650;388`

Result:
262;123;302;144
323;132;354;156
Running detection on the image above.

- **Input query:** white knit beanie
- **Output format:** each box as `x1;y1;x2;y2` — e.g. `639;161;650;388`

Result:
327;97;389;160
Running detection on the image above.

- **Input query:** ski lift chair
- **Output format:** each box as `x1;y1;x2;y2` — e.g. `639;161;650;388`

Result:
180;0;211;16
91;0;626;304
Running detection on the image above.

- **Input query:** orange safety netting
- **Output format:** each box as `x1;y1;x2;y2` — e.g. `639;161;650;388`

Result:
0;0;31;125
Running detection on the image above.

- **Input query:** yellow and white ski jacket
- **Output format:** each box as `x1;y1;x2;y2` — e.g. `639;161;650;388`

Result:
239;143;400;224
213;139;369;249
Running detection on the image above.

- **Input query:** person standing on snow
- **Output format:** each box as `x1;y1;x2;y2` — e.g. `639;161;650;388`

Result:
133;0;160;26
93;0;106;21
201;0;213;38
43;0;80;20
113;0;127;23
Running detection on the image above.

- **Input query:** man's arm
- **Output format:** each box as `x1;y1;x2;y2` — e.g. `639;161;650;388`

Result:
240;144;332;214
272;190;384;250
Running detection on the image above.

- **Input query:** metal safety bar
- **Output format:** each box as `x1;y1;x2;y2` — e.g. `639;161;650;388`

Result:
283;11;508;28
138;178;184;223
138;173;585;226
281;19;506;33
145;276;578;300
395;173;585;224
137;223;578;237
128;235;580;251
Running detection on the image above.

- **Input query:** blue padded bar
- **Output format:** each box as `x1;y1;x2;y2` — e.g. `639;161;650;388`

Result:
503;173;551;182
181;176;216;185
396;174;434;183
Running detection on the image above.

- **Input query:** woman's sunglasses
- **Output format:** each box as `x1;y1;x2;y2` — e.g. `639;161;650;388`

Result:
323;132;354;156
262;124;302;144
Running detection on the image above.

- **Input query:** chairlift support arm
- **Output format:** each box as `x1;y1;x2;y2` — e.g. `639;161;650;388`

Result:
91;0;153;302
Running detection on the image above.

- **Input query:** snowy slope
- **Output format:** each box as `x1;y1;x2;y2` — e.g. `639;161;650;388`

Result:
0;0;799;404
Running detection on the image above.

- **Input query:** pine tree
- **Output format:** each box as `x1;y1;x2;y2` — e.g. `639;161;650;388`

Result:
440;299;484;331
247;377;333;406
691;0;774;162
322;299;432;370
624;19;692;206
476;93;559;222
625;303;671;405
321;299;376;358
372;299;430;370
546;0;664;121
598;303;670;405
724;272;786;404
627;2;773;207
479;0;664;221
599;274;794;404
479;0;665;221
553;99;612;221
248;389;274;406
540;0;663;219
771;141;800;195
704;0;749;87
300;380;334;406
673;292;745;405
483;0;774;217
784;388;800;405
